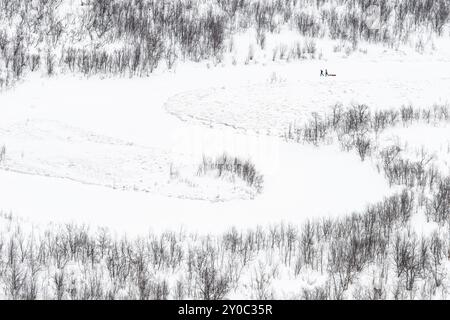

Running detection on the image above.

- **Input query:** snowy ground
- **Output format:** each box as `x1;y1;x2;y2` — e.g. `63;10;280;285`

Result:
166;60;450;135
0;55;449;235
380;123;450;174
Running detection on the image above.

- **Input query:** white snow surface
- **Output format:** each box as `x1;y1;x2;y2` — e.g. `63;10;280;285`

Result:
1;57;449;235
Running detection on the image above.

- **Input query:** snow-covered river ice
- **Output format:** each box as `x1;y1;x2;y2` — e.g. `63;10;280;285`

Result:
0;59;449;234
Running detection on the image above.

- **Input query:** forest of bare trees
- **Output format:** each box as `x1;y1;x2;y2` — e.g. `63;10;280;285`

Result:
1;0;449;87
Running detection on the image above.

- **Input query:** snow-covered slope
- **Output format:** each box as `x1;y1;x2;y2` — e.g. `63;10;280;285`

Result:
0;59;415;234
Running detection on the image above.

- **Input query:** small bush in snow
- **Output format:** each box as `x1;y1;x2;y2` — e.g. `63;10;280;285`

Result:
198;153;263;193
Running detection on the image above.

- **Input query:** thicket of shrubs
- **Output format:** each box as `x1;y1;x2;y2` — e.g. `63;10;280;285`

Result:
198;153;264;193
286;103;450;228
1;0;449;88
0;188;448;299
